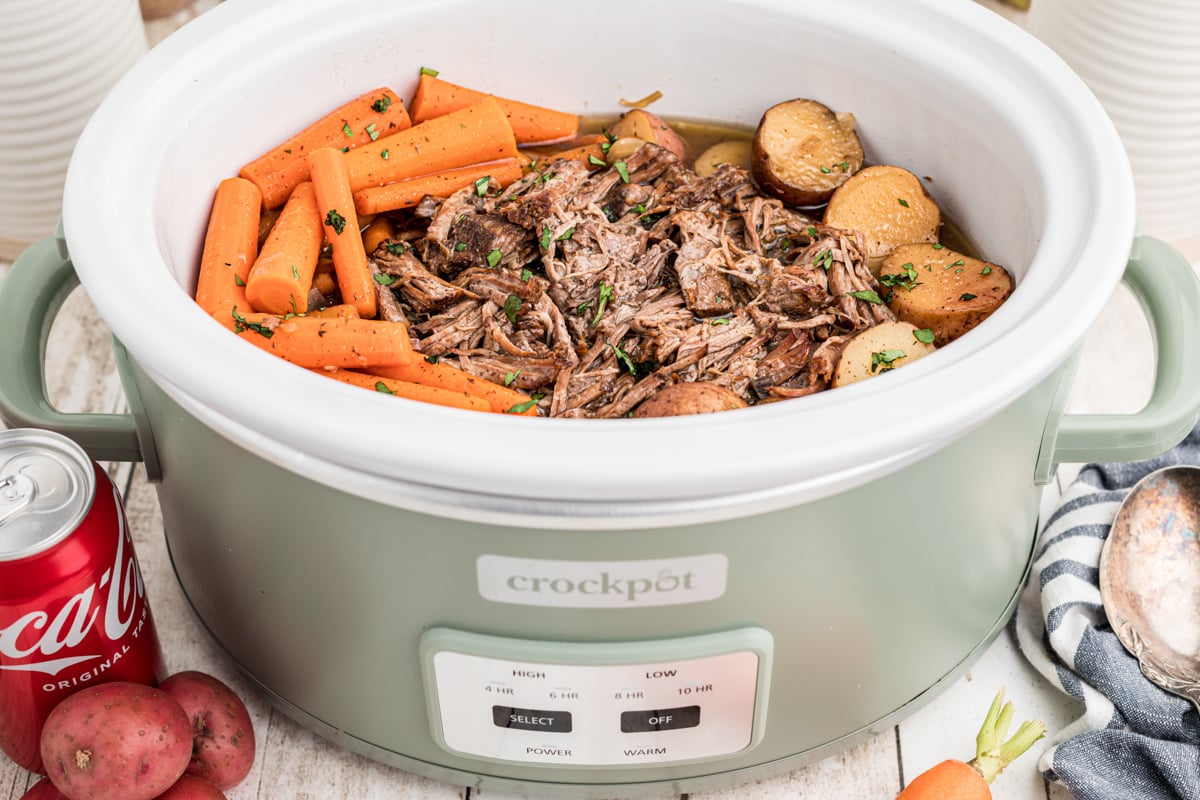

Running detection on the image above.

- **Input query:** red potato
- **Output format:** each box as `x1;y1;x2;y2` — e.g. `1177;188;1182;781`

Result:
39;682;192;800
152;776;227;800
19;778;68;800
158;672;255;791
608;109;688;161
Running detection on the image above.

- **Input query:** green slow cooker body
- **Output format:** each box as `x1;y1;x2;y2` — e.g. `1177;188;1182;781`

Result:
120;348;1051;796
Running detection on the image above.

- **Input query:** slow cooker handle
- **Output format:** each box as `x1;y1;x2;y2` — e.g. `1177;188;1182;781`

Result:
1049;235;1200;464
0;231;145;463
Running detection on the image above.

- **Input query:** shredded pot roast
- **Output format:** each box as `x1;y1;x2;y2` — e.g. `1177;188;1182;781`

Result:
359;143;895;418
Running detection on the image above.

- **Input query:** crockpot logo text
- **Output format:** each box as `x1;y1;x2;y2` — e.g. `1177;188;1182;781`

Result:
476;554;728;608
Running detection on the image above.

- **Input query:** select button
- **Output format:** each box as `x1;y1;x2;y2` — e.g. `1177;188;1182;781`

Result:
492;705;573;733
621;705;702;733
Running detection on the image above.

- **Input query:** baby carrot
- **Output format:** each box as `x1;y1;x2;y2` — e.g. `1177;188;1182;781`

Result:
342;97;518;193
194;177;262;329
352;159;523;215
313;368;492;413
244;181;323;316
372;359;537;415
897;689;1045;800
240;87;412;209
361;215;394;256
237;315;416;370
408;73;579;144
309;147;377;319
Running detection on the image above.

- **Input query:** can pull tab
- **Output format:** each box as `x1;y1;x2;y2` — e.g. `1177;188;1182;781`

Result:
0;473;36;528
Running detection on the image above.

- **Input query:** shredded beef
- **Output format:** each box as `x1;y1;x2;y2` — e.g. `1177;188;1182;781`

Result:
370;142;893;417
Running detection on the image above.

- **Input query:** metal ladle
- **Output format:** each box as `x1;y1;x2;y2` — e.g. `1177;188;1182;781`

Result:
1099;465;1200;711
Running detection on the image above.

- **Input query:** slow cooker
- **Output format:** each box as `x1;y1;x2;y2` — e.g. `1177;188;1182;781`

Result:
2;0;1199;796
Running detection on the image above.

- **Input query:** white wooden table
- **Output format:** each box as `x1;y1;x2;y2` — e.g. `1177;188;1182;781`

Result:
1;2;1195;798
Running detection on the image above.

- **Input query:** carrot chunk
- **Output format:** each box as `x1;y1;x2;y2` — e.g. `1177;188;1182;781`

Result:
239;87;412;209
372;360;537;415
342;97;518;193
313;368;492;412
408;73;578;144
352;159;523;216
309;147;377;319
244;181;323;316
237;315;415;370
194;177;262;329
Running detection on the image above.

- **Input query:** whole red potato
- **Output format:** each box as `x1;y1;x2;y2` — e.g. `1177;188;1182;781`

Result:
152;775;227;800
158;671;255;790
39;682;191;800
19;777;68;800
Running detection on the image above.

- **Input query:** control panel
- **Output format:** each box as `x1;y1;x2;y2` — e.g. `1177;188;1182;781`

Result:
419;627;772;767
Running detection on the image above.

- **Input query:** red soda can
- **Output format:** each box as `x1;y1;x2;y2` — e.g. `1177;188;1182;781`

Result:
0;429;166;773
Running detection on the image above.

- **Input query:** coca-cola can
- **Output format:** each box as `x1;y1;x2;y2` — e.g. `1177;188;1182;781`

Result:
0;428;166;773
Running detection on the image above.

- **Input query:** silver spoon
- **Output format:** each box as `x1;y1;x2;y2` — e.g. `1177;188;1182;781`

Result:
1099;465;1200;712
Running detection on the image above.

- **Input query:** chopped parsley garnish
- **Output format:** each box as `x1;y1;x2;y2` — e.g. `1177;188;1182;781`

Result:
981;265;992;275
503;294;523;323
960;292;977;301
454;242;467;252
871;349;906;372
540;227;553;250
375;381;394;395
291;265;299;279
932;243;945;250
474;175;491;196
814;249;835;271
913;328;936;344
342;122;353;137
588;154;606;167
231;307;274;339
577;301;592;315
384;241;405;255
234;275;245;287
419;66;440;77
593;281;614;325
373;273;395;286
849;289;884;304
486;248;503;268
504;369;521;386
879;264;920;292
609;341;636;374
556;226;575;241
381;149;390;160
424;354;440;364
807;226;818;237
711;316;732;326
520;268;533;282
372;95;392;113
898;198;910;208
324;209;347;235
506;393;544;414
614;160;630;183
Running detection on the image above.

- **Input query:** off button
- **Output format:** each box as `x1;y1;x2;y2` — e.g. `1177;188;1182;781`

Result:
621;705;702;733
492;705;573;733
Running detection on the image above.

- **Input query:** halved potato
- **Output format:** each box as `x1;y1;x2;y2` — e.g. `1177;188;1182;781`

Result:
609;109;688;161
632;381;748;417
823;165;940;267
695;140;753;177
751;98;864;206
831;321;937;388
879;242;1014;345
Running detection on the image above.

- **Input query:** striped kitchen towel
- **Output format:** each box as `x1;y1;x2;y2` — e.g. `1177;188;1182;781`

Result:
1013;426;1200;800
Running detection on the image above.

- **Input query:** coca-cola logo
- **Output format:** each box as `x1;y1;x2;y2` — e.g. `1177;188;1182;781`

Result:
0;485;146;676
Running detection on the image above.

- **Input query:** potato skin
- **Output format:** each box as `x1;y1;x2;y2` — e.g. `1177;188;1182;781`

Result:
831;321;937;388
39;682;191;800
751;98;864;206
879;243;1013;344
608;109;688;161
632;381;747;417
158;672;255;792
152;775;227;800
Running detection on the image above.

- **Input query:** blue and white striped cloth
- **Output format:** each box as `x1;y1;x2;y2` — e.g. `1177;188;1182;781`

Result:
1013;427;1200;800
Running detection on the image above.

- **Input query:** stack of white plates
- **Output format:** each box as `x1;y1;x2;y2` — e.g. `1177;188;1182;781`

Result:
0;0;147;261
1030;0;1200;245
